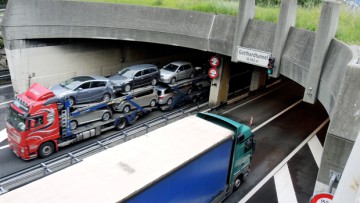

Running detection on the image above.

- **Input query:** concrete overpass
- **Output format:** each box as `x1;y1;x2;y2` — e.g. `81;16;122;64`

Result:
1;0;360;199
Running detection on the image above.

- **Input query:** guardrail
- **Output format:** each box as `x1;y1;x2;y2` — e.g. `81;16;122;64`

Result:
0;102;212;195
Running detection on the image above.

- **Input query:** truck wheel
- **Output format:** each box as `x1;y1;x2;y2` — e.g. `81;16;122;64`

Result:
102;93;111;102
115;118;127;130
102;112;111;121
150;99;156;107
170;77;176;84
233;175;243;191
124;84;131;92
38;142;55;158
167;98;173;105
151;78;157;86
123;105;130;113
69;120;77;130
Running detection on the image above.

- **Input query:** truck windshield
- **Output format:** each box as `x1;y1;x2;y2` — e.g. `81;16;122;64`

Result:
7;107;27;132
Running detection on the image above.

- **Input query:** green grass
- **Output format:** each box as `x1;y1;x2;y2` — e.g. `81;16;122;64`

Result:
76;0;360;44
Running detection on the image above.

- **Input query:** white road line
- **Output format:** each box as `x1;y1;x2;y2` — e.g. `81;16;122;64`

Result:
0;128;7;141
308;135;323;168
0;145;9;150
0;100;12;106
274;164;298;203
223;85;285;115
239;118;329;203
252;99;302;132
0;84;12;89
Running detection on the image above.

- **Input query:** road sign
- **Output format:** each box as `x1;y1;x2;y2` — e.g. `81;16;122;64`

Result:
310;193;333;203
236;46;271;68
209;56;220;68
208;67;218;79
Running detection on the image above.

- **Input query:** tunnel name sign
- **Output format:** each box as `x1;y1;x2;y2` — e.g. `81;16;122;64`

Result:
236;46;271;68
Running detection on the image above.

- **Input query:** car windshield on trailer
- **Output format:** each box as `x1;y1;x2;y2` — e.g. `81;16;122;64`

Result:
118;68;136;78
163;64;179;72
60;76;93;90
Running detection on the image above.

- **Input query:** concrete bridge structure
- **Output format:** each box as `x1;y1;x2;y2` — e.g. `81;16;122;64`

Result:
1;0;360;199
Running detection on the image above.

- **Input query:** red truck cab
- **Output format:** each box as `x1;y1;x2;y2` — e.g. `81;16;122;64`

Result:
7;83;60;160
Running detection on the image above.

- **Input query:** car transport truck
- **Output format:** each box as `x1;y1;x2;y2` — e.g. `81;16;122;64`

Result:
6;82;156;160
1;112;255;202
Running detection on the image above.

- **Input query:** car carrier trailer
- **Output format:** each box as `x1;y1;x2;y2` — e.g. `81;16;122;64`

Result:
6;83;156;160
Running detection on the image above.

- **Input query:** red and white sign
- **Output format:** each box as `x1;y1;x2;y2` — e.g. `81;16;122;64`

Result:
209;56;220;68
208;67;219;79
310;193;333;203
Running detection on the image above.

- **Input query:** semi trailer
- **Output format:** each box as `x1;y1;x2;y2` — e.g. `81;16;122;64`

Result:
1;112;255;202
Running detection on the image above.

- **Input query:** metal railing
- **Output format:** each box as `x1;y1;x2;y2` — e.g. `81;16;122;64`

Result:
0;102;211;195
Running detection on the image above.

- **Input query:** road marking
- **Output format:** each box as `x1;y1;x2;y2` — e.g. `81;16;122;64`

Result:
274;164;298;203
0;100;12;106
0;84;12;89
223;85;285;115
252;99;302;132
0;129;9;150
239;118;330;203
308;135;323;168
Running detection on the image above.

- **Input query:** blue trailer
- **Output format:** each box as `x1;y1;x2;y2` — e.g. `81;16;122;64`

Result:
0;113;255;203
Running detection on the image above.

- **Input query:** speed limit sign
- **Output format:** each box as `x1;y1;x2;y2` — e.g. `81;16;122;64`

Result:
208;67;219;79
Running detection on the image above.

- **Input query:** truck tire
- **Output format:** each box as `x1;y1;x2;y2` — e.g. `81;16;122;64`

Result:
115;118;127;130
233;174;243;191
38;142;55;158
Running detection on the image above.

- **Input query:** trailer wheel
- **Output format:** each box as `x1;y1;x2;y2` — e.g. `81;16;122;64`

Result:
233;175;243;191
115;118;127;130
123;105;131;113
38;142;55;158
150;99;156;107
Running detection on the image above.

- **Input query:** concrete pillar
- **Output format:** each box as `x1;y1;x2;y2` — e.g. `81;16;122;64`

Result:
271;0;297;78
332;130;360;203
314;61;360;194
250;67;266;92
231;0;255;62
303;1;340;104
209;56;230;106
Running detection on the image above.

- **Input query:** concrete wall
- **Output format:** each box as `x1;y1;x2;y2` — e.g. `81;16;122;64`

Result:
5;39;200;93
